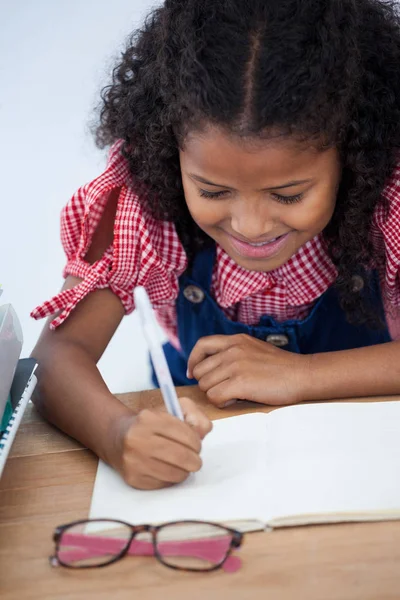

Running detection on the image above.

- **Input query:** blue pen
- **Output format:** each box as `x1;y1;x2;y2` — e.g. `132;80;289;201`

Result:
134;286;184;420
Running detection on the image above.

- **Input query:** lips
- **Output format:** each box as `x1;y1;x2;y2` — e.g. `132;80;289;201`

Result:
244;236;281;246
227;232;290;259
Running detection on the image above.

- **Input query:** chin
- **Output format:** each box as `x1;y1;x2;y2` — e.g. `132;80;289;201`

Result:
232;254;287;272
214;242;287;272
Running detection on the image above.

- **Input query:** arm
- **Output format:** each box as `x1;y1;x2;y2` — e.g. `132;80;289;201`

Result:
31;277;129;464
31;188;211;489
31;186;130;463
32;279;211;489
302;341;400;401
187;334;400;406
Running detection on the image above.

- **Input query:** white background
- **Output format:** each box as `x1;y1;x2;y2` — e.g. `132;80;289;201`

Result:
0;1;161;392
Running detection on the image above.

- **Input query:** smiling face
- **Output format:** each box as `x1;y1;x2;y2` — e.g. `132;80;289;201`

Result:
179;126;341;272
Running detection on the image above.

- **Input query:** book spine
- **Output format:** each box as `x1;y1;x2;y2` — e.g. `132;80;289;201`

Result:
0;374;37;456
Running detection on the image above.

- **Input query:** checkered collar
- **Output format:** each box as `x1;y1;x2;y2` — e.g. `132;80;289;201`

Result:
215;234;338;308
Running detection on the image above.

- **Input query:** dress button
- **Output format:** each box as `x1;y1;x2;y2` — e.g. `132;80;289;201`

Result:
352;275;364;292
183;285;205;304
266;333;289;347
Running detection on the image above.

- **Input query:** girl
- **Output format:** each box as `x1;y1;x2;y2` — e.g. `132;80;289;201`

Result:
32;0;400;489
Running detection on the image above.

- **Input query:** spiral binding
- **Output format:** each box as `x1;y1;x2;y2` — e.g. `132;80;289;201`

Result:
0;368;37;475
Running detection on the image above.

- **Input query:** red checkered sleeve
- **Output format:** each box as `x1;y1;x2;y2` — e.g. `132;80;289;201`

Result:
31;142;188;330
372;165;400;310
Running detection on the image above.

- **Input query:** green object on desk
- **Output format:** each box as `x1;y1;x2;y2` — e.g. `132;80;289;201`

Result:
0;394;13;433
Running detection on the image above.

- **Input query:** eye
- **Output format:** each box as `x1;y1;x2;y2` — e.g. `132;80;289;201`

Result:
272;193;303;205
199;189;228;199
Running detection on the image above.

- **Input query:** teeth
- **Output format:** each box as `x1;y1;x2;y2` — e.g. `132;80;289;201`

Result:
250;238;277;246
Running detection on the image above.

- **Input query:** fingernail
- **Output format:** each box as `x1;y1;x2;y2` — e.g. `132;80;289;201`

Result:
222;400;237;408
186;369;191;379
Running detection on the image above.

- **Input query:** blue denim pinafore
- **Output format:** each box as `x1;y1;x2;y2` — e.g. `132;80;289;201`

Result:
154;246;390;386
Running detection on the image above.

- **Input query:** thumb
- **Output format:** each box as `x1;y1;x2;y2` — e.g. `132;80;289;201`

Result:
180;397;213;440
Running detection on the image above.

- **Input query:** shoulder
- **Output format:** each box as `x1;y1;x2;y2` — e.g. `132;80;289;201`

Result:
377;164;400;221
61;141;187;276
60;141;131;244
372;164;400;245
32;142;188;328
371;163;400;307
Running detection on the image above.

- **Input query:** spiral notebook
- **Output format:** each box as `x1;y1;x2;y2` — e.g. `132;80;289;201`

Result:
0;303;23;423
0;358;38;477
90;401;400;532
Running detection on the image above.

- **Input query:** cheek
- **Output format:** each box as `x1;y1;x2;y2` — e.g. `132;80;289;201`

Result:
185;192;227;228
286;195;336;233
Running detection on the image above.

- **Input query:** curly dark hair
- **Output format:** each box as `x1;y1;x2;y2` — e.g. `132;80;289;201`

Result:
96;0;400;326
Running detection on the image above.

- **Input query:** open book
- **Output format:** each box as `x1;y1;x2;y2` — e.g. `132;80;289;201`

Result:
89;401;400;532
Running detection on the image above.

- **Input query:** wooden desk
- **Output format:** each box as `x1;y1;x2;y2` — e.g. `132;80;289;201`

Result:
1;388;400;600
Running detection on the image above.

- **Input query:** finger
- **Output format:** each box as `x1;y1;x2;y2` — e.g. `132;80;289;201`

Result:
136;409;202;453
188;336;232;377
121;437;195;488
192;353;223;381
197;363;232;396
206;378;245;408
128;474;164;490
144;456;192;484
150;436;202;473
121;461;169;490
180;397;213;440
125;472;181;491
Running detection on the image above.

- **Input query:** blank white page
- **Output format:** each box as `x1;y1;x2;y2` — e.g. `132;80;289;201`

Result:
89;413;269;525
264;401;400;524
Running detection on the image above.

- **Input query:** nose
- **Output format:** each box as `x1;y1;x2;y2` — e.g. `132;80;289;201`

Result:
230;200;276;240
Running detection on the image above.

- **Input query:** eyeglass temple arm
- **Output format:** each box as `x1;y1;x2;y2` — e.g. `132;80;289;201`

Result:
58;532;240;570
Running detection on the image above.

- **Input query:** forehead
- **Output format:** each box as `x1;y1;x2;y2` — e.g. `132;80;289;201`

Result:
181;126;334;186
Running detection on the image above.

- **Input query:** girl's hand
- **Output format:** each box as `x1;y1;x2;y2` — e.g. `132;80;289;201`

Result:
111;397;212;490
187;334;309;407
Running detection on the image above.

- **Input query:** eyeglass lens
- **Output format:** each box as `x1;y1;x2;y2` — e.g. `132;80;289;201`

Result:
56;520;234;571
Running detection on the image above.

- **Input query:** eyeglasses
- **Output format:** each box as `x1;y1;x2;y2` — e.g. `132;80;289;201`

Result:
50;519;244;573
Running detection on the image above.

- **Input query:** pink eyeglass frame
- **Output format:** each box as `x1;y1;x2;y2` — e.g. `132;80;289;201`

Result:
51;519;244;574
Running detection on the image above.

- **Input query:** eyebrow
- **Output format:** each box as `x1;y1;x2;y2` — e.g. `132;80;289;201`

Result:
188;174;312;192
